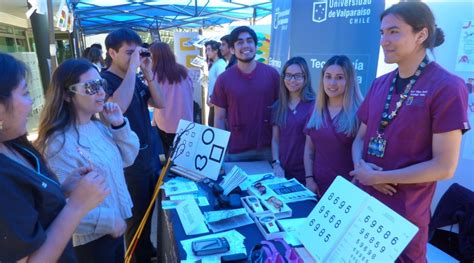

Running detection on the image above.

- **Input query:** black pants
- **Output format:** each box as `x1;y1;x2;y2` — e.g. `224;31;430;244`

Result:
158;128;176;158
208;106;214;127
74;235;124;263
124;171;158;263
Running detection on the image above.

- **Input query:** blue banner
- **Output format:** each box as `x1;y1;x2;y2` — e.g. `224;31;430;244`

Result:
270;0;385;94
269;0;292;70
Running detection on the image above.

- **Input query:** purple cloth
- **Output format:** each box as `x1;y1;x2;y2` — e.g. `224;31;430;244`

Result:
304;107;355;195
211;62;279;153
356;62;470;262
276;100;314;183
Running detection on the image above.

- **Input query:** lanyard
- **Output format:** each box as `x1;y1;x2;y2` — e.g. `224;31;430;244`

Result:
368;56;429;158
377;56;429;135
14;143;60;186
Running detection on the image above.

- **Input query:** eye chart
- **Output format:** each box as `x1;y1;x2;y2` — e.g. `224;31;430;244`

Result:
172;120;230;181
296;176;418;262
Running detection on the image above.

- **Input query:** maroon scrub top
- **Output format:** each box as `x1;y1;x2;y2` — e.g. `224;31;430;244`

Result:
357;62;470;262
304;106;356;195
275;100;314;183
211;62;279;153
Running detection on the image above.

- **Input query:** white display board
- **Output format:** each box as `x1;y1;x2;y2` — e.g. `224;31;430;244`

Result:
172;120;230;181
297;176;418;262
455;21;474;72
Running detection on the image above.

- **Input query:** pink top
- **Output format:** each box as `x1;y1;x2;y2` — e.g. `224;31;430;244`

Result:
153;76;194;134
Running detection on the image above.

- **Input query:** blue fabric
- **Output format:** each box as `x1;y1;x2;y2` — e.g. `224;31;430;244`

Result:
166;181;316;258
69;1;272;34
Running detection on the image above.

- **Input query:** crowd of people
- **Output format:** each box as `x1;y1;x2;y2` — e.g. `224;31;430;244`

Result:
0;2;470;262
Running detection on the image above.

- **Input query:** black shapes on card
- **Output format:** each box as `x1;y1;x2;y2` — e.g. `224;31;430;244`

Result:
209;145;224;163
195;155;208;171
202;128;215;145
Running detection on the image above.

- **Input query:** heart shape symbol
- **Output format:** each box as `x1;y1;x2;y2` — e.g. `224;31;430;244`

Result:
195;155;208;171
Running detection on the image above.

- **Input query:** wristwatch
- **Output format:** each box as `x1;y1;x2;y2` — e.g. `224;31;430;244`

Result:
247;196;264;212
259;215;279;233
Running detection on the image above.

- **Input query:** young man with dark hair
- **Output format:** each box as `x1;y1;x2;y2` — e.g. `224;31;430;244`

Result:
90;43;103;51
219;34;237;70
205;40;226;126
211;26;279;161
101;27;165;263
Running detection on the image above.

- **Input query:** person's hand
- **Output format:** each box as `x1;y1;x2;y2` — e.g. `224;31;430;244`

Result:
305;177;320;196
68;169;109;216
272;164;285;178
61;166;91;197
129;48;142;71
349;159;381;186
139;49;153;82
372;183;397;196
111;217;127;238
102;102;124;127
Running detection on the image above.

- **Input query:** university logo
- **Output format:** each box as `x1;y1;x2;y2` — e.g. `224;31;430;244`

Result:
273;7;290;30
312;0;328;23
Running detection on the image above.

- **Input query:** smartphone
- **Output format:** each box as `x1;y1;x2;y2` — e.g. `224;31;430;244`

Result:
140;51;151;57
192;237;230;256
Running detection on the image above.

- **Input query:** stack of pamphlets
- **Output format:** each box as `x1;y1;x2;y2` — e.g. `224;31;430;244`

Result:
219;166;248;196
161;177;199;197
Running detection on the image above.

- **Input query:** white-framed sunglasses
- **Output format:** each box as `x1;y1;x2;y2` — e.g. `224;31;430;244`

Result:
68;79;107;96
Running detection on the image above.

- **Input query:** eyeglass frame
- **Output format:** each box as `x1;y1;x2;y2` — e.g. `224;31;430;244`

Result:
283;73;305;81
68;79;107;96
266;196;283;211
253;182;267;195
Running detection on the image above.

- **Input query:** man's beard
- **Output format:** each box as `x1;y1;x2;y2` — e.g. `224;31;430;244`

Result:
237;55;255;64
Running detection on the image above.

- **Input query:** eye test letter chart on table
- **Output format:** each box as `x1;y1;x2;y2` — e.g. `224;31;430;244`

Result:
296;176;418;262
173;120;230;181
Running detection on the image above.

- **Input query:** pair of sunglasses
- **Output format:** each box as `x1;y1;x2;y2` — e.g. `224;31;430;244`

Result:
266;196;283;211
68;79;107;96
253;182;267;195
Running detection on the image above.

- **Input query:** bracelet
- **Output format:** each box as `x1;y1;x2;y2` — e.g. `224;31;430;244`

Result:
271;159;280;167
111;119;126;129
305;175;313;179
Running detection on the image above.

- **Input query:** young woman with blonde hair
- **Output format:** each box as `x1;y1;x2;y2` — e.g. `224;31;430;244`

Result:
304;55;363;195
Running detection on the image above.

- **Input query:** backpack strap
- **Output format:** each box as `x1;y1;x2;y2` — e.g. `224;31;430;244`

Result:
261;240;286;263
273;239;304;263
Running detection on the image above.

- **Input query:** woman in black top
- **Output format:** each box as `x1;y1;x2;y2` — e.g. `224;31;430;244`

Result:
0;53;109;262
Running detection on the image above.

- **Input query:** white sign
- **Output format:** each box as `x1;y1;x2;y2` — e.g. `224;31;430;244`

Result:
297;176;418;262
176;198;209;236
172;120;230;181
455;21;474;72
173;32;200;69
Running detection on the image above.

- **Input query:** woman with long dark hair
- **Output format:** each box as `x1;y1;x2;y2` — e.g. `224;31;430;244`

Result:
271;57;315;183
150;41;194;155
350;2;469;261
36;59;139;263
0;53;108;262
